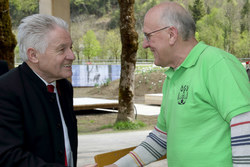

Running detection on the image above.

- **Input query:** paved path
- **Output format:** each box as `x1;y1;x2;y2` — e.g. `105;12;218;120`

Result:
77;103;167;167
77;130;167;167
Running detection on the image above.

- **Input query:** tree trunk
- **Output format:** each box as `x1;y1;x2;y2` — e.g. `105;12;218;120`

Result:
117;0;138;122
0;0;17;69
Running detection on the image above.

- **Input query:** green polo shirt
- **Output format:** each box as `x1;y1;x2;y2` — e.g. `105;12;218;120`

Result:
157;42;250;167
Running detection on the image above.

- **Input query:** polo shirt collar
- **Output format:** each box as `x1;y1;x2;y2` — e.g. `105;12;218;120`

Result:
165;41;209;78
180;41;209;68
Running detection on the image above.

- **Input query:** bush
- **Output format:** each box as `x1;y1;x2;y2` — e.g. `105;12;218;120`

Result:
113;121;146;130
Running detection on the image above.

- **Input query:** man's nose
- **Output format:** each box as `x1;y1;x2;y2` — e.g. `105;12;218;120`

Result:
142;38;150;48
67;49;75;60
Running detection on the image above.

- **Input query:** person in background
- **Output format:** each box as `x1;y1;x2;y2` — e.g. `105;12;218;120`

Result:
246;61;250;81
104;1;250;167
0;14;80;167
0;60;9;76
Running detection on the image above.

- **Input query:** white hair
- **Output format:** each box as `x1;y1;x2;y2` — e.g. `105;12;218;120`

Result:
160;3;196;41
17;14;68;62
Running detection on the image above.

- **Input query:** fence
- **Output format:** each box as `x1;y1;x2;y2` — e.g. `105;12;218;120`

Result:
73;59;155;65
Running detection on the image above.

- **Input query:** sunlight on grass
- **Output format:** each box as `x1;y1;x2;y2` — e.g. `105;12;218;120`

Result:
99;124;114;130
100;121;146;131
113;121;146;130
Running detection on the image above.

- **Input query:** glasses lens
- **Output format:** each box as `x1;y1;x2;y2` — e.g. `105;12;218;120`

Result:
144;33;149;41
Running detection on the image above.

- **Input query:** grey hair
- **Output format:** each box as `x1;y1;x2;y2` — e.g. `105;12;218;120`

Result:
160;3;196;40
17;14;68;62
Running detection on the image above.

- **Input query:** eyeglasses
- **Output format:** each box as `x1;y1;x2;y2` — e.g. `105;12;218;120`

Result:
144;26;170;42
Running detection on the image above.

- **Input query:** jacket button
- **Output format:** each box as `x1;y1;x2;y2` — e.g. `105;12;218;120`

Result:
49;96;56;102
58;150;63;156
57;123;61;128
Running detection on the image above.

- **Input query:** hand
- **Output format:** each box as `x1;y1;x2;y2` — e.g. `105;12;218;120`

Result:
82;163;97;167
104;164;118;167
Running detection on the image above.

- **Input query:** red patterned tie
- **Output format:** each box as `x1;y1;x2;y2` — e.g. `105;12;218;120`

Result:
47;85;54;93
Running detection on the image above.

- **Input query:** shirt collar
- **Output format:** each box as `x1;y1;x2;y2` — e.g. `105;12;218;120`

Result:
180;41;209;68
32;70;56;87
165;41;209;78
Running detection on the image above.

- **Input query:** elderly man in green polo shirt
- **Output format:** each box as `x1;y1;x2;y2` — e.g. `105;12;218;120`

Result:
104;1;250;167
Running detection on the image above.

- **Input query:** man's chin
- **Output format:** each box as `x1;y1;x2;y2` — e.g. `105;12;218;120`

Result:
62;72;72;79
154;60;161;67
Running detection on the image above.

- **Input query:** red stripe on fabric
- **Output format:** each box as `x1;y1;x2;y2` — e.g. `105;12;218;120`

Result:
65;151;68;166
130;151;143;167
155;126;167;135
231;121;250;127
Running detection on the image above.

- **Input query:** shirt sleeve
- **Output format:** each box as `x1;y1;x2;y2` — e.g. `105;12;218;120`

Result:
230;111;250;166
206;57;250;122
114;126;167;167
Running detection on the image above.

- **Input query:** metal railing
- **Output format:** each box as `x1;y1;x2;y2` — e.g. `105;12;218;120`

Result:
14;57;250;66
73;59;155;65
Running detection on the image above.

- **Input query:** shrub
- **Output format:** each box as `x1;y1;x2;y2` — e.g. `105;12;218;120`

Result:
113;121;146;130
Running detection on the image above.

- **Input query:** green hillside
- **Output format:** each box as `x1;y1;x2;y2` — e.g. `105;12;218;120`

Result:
10;0;249;63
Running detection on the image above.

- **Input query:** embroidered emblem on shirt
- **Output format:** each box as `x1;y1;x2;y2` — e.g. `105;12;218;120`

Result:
177;85;189;105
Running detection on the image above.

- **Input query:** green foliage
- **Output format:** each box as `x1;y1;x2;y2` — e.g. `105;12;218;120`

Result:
108;0;163;30
107;9;120;30
102;78;111;86
189;0;206;23
9;0;38;27
113;121;146;130
70;0;118;17
240;0;249;33
196;1;249;57
82;30;102;62
134;0;161;30
102;29;121;61
234;30;250;58
97;120;147;131
9;0;250;59
99;124;113;130
222;0;242;54
196;8;224;48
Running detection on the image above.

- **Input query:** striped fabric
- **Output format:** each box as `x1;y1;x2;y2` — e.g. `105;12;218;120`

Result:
231;111;250;166
114;126;167;167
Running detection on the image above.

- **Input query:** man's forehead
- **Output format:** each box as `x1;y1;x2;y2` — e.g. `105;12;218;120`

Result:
143;14;160;32
46;32;72;49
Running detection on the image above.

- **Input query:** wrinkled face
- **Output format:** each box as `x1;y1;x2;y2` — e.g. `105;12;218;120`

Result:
142;11;172;67
35;26;75;83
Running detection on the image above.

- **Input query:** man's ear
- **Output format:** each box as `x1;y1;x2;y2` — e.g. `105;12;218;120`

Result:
168;26;178;45
27;48;39;63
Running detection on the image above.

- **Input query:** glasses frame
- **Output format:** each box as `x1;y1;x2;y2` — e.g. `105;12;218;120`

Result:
144;26;170;42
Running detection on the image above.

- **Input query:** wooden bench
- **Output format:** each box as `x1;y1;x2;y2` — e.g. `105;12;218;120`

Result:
94;146;166;167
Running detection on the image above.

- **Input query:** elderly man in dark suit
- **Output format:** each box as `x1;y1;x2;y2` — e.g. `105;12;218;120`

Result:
0;14;79;167
0;60;9;76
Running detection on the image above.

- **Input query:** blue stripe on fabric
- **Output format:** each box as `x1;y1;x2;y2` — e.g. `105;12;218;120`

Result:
233;155;250;164
231;138;250;143
231;134;250;146
231;143;250;146
140;142;162;159
231;134;250;140
148;132;167;149
233;162;250;164
233;156;250;158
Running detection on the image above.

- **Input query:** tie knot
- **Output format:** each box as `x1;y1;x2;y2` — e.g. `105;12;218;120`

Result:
47;85;54;93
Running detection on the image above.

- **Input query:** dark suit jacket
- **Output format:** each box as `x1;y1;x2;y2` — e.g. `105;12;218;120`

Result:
0;60;9;76
0;62;78;167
